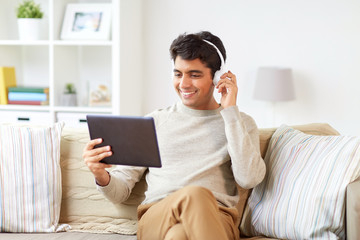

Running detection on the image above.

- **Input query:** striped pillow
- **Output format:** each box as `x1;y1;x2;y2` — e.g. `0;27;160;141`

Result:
241;124;360;239
0;122;68;232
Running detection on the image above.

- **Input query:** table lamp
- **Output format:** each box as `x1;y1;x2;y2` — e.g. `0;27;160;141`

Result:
253;67;295;126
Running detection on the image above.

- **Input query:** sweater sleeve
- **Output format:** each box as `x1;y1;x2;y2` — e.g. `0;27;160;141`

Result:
220;106;266;189
97;165;147;204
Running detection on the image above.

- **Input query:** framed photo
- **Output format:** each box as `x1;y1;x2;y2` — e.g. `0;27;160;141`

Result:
61;4;112;40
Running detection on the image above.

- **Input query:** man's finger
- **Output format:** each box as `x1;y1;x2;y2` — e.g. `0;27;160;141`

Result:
84;138;103;151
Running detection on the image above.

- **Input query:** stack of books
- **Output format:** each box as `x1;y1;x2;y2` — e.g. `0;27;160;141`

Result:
7;86;49;105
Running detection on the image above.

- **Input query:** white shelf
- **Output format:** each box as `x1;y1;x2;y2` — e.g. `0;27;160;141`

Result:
0;105;111;113
0;105;50;112
54;106;112;113
0;40;113;46
0;40;50;46
53;40;113;46
0;0;121;126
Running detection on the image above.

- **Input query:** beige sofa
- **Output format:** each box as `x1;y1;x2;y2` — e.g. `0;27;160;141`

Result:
1;123;359;239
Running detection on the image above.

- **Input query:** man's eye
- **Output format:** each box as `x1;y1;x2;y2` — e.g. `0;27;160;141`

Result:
174;73;181;77
191;74;201;78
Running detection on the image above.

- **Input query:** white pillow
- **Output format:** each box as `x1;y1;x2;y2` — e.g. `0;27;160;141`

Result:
0;122;68;232
241;125;360;239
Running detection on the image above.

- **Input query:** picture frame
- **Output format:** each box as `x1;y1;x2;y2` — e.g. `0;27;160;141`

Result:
60;3;112;40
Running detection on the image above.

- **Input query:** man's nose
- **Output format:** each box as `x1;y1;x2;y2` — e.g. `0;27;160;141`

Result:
179;76;191;88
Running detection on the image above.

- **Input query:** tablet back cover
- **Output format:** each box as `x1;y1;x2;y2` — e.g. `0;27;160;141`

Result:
86;115;161;167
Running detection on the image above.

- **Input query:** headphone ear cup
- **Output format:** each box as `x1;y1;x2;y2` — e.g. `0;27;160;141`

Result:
213;71;221;85
213;65;227;85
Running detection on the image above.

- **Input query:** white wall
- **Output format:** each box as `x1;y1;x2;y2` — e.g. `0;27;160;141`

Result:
140;0;360;135
119;0;144;115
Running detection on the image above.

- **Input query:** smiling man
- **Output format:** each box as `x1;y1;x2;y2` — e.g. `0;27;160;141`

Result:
173;57;219;110
83;31;266;240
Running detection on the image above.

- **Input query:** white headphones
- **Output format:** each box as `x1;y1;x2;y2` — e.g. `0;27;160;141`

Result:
202;39;227;85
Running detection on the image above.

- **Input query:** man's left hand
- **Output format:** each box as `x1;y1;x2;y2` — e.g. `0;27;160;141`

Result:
216;70;238;108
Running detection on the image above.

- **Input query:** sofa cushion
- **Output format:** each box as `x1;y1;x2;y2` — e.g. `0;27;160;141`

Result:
0;122;67;232
240;124;360;239
346;177;360;240
59;127;145;235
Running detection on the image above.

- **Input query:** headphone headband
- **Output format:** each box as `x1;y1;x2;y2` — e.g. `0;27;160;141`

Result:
202;39;227;85
202;39;225;66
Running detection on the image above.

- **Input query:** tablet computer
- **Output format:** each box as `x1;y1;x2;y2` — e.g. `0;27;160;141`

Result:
86;115;162;168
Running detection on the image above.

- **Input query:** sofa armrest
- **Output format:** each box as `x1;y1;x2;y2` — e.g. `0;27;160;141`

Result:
346;177;360;240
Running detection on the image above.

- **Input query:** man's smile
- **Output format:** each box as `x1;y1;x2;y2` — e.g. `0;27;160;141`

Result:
180;90;197;98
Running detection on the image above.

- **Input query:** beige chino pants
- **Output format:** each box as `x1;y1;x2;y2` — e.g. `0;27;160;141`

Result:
137;185;240;240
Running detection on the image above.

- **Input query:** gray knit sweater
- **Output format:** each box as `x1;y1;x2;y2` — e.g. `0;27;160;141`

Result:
98;102;266;208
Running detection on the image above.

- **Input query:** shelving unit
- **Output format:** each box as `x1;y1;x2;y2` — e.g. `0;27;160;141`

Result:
0;0;122;127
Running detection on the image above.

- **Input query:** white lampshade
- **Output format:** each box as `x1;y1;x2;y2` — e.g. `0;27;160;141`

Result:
253;67;295;101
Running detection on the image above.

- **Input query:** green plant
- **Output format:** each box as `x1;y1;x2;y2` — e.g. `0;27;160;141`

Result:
65;83;76;94
16;0;43;18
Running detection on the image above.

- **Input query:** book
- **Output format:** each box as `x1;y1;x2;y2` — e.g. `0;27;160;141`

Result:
0;67;17;105
8;92;48;101
7;100;49;106
8;86;49;94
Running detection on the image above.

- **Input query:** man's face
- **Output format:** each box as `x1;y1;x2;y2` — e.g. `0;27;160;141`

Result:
173;56;218;110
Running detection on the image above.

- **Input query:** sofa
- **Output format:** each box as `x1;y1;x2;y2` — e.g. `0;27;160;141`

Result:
0;123;359;239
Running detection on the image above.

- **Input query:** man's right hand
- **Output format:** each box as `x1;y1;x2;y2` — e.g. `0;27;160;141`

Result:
83;138;113;186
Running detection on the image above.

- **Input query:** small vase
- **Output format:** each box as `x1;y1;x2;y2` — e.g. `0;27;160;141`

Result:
17;18;42;41
61;93;77;106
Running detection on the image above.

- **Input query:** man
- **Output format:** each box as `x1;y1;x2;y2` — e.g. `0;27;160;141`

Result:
83;31;266;240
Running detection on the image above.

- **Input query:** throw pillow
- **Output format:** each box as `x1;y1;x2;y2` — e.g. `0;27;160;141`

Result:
0;122;68;232
241;124;360;239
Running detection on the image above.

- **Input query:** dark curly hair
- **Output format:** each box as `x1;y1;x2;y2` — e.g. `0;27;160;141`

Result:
169;31;226;78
